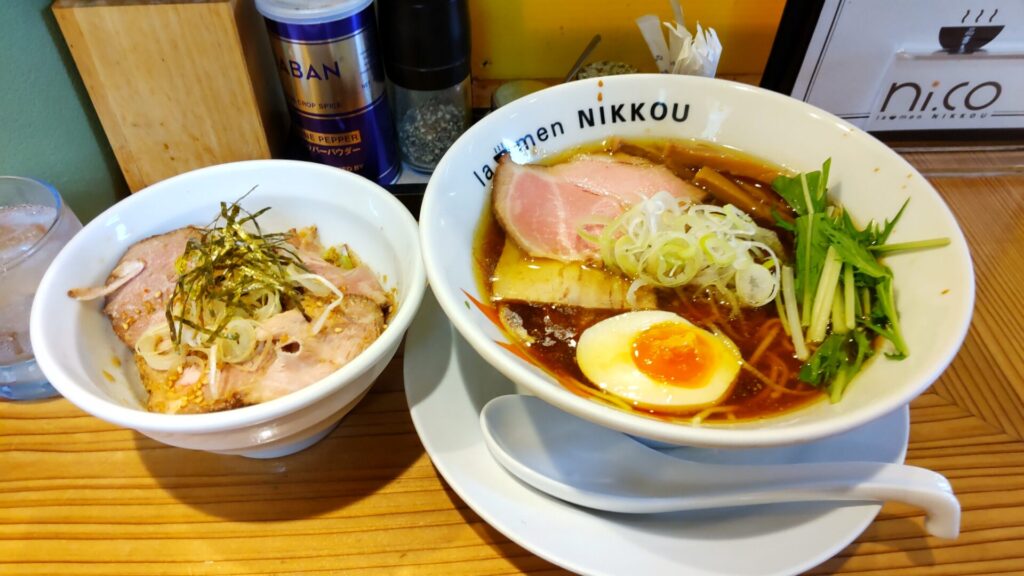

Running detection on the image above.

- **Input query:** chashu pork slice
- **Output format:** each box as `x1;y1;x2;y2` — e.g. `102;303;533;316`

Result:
103;226;391;350
492;154;705;262
96;224;392;414
104;227;200;348
548;153;704;205
220;294;385;405
288;232;390;307
142;295;386;413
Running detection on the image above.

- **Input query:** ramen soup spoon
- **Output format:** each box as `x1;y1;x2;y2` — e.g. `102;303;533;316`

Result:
480;394;961;539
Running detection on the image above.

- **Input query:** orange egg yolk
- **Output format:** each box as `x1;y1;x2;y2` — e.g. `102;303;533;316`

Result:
631;323;713;387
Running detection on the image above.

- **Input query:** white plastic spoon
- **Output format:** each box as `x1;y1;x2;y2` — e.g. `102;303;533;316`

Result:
480;395;960;539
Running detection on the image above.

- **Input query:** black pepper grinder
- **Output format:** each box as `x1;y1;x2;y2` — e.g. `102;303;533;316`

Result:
377;0;471;173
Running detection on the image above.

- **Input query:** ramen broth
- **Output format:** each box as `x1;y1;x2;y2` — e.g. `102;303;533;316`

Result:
474;138;826;422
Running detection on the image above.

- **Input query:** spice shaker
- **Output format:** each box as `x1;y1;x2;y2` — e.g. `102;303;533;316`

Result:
255;0;400;184
377;0;471;173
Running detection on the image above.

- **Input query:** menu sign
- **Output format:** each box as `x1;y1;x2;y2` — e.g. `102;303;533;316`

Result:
778;0;1023;134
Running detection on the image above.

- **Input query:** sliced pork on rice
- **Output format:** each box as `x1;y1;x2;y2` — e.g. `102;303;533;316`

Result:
75;213;392;415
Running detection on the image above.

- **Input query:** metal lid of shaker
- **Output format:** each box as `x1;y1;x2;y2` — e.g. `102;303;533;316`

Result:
254;0;373;24
377;0;471;91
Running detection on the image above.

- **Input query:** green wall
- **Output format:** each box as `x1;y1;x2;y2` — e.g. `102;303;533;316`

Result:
0;0;127;223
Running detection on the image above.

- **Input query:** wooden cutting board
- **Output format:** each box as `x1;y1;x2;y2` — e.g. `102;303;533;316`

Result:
52;0;287;192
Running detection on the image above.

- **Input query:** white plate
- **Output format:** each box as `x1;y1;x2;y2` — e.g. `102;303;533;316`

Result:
405;291;909;576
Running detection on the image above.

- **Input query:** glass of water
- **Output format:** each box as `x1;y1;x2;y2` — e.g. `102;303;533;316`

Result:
1;177;83;400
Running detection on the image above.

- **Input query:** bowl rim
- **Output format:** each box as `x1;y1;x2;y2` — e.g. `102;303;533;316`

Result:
33;159;427;433
419;74;976;447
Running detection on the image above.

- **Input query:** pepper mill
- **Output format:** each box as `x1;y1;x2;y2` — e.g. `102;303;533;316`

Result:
377;0;471;173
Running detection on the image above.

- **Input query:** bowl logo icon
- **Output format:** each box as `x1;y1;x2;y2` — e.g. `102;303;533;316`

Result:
938;8;1004;54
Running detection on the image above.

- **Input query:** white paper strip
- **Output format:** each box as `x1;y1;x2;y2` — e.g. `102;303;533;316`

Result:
636;14;673;73
636;1;722;78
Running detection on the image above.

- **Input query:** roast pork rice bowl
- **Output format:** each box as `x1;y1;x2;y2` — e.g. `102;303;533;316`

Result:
31;160;425;458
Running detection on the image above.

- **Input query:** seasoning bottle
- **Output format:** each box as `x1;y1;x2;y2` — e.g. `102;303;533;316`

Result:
255;0;400;184
377;0;471;173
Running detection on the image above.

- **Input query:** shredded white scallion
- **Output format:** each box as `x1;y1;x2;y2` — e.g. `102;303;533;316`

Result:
250;289;282;321
217;318;259;363
624;278;650;308
137;267;348;376
287;269;346;335
287;269;345;299
207;344;219;399
311;296;345;335
585;192;782;308
135;323;181;371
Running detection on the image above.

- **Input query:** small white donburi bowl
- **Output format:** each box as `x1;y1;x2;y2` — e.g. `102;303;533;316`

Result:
31;160;425;458
420;74;974;449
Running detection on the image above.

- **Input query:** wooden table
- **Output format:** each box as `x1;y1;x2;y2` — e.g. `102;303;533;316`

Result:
2;147;1023;575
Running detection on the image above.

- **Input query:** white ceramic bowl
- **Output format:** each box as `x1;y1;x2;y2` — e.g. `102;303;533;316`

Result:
420;74;974;448
31;160;426;458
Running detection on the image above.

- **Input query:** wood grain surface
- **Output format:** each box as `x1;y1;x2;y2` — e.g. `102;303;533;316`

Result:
52;0;286;192
2;150;1023;575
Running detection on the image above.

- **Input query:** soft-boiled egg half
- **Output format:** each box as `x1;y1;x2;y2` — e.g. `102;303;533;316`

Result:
576;310;742;412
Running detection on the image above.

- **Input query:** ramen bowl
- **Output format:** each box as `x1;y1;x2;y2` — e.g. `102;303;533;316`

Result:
419;74;974;448
31;160;426;458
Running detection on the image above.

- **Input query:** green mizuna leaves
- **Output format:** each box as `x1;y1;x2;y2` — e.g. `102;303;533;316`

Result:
771;160;947;400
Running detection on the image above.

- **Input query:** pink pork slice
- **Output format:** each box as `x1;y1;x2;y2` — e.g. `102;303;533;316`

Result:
104;228;389;350
292;246;389;307
492;154;705;262
219;295;385;404
104;227;199;347
288;231;389;307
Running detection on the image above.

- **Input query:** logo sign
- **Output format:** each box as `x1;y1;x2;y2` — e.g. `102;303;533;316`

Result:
785;0;1023;134
865;51;1024;132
